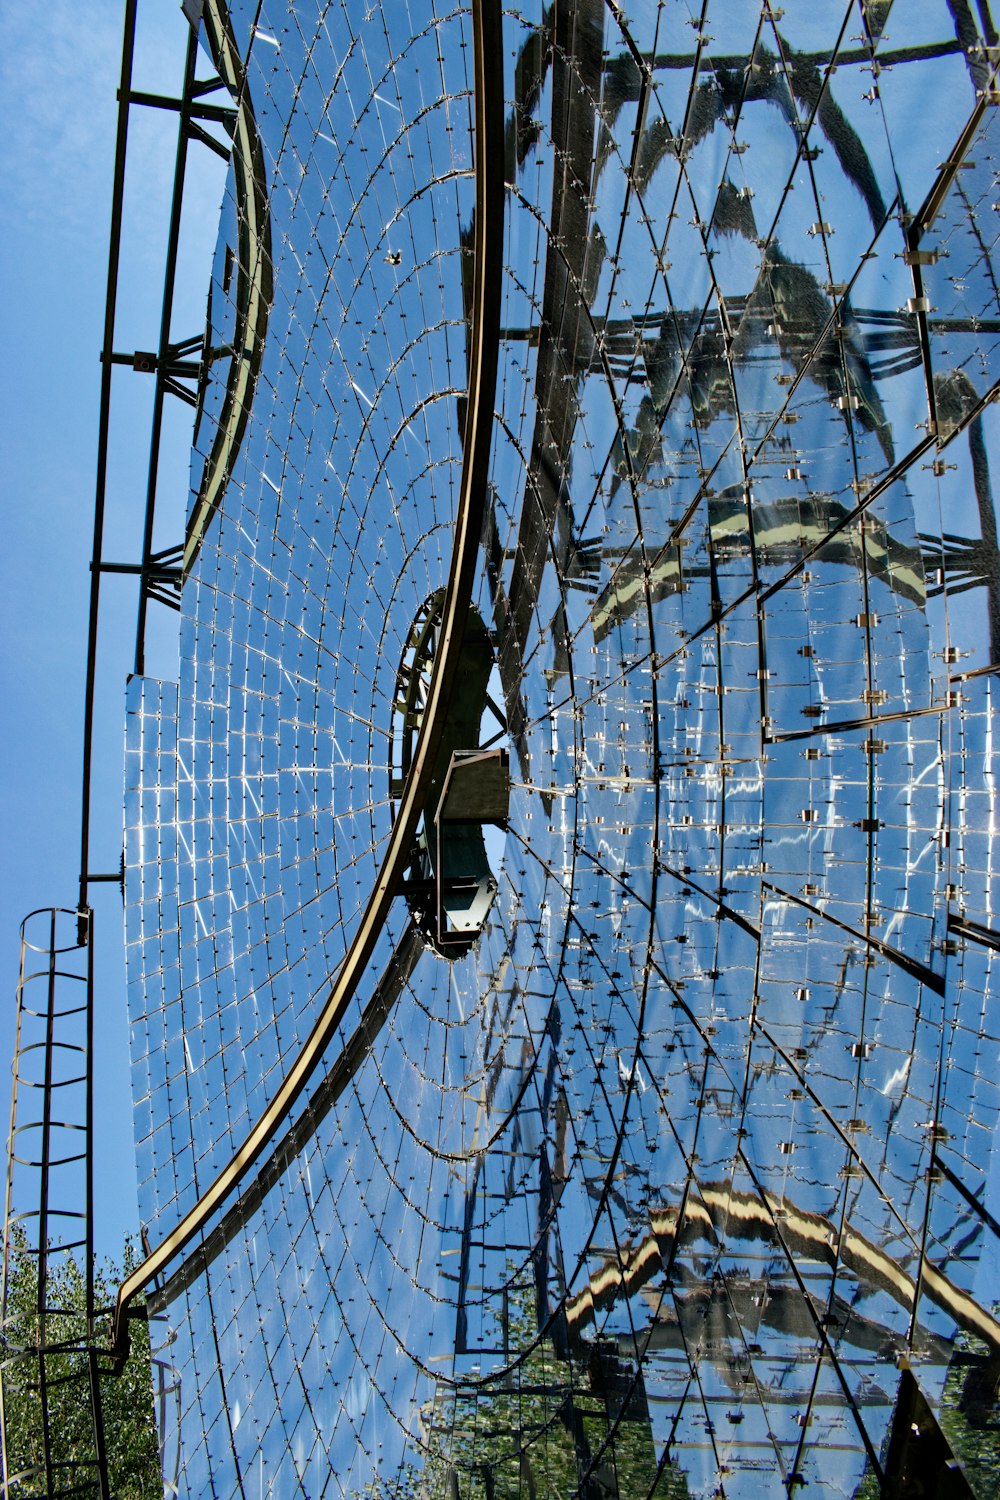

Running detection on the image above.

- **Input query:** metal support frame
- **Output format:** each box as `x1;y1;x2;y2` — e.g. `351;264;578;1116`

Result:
78;0;235;910
433;749;509;947
131;26;215;673
0;0;239;1486
389;593;509;952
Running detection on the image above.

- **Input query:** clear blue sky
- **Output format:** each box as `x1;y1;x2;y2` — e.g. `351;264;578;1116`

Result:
0;1;225;1259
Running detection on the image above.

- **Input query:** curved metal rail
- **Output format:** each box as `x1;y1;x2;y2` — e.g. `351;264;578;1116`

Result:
146;922;423;1309
182;0;272;577
111;0;505;1357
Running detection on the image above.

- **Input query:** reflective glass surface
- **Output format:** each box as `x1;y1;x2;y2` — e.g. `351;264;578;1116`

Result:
125;2;1000;1495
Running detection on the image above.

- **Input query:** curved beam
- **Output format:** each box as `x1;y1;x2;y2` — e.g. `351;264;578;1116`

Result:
566;1181;1000;1355
182;0;272;576
145;923;423;1309
112;0;505;1358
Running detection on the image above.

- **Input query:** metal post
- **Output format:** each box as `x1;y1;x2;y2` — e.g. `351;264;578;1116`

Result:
79;0;139;913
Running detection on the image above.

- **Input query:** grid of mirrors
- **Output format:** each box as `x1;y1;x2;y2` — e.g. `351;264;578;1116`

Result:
123;1;1000;1495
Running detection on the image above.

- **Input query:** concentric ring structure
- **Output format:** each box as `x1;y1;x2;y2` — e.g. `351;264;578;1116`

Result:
122;3;1000;1496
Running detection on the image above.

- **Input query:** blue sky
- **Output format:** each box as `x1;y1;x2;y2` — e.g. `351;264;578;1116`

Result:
0;1;225;1259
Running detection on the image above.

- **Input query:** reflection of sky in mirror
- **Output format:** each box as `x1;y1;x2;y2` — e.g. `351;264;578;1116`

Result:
123;2;1000;1496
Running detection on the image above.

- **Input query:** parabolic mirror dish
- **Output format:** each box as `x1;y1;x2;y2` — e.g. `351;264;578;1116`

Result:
123;1;1000;1495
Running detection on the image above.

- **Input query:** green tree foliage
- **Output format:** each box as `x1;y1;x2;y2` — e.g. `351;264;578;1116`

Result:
0;1229;161;1498
937;1339;1000;1500
851;1337;1000;1500
383;1282;689;1500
